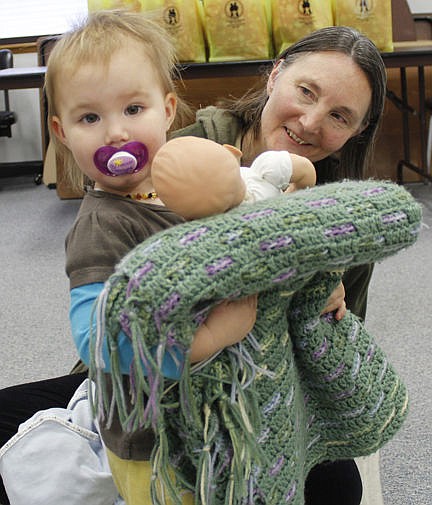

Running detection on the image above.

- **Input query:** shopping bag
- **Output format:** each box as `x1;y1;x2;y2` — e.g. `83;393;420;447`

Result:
332;0;393;51
272;0;333;55
88;0;142;11
201;0;273;62
141;0;207;62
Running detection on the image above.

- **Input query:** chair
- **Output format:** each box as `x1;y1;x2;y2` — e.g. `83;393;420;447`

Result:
0;49;17;138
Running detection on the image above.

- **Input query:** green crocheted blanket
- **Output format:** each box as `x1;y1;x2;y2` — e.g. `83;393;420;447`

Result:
91;180;421;505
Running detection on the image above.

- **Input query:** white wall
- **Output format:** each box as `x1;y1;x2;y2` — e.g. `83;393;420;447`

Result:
407;0;431;13
1;53;42;163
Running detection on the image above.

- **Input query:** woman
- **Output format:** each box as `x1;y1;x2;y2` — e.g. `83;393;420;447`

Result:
0;26;385;505
170;25;387;504
172;25;385;320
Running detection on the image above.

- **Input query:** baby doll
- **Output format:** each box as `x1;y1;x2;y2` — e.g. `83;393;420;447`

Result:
151;136;316;219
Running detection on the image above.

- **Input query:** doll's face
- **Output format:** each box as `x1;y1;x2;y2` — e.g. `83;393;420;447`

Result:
51;41;176;195
260;52;372;162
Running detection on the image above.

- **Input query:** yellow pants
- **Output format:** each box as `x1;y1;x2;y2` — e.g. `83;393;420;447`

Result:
107;449;194;505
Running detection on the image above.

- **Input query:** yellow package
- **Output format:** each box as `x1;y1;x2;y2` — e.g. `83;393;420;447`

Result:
88;0;142;11
333;0;393;52
271;1;334;55
201;0;273;62
140;0;206;62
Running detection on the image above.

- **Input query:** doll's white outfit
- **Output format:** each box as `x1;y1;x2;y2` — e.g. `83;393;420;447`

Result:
240;150;293;203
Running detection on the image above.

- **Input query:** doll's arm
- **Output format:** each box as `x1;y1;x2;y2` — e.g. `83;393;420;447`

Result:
285;152;316;192
190;294;257;362
241;150;316;203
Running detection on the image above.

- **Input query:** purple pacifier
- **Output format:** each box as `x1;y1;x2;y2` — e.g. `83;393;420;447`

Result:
93;141;149;176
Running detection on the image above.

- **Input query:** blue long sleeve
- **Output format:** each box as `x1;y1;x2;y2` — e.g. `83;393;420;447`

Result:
70;283;184;379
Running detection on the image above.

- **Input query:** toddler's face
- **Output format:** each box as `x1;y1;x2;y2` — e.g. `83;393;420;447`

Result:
51;41;176;194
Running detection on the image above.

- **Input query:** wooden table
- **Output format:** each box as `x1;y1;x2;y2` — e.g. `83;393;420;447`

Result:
381;42;432;184
0;66;46;90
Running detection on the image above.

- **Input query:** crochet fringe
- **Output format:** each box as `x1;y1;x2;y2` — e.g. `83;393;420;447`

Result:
90;180;422;504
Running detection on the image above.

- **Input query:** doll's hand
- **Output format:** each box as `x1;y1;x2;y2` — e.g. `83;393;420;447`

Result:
321;281;346;321
285;153;316;192
190;294;258;363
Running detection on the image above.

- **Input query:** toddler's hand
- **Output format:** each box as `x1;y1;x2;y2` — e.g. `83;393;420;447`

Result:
321;281;346;321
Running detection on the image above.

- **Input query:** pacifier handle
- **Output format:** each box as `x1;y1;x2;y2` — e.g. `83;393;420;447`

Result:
93;142;149;176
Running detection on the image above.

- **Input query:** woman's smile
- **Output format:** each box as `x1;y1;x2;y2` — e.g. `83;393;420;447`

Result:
285;127;309;146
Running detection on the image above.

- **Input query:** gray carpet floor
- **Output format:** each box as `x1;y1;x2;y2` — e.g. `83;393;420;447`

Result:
0;174;431;504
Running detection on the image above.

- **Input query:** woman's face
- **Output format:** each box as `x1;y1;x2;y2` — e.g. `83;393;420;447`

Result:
260;52;372;163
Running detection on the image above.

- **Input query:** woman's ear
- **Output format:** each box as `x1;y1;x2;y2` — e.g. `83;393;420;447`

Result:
267;60;283;96
164;92;177;131
50;116;68;146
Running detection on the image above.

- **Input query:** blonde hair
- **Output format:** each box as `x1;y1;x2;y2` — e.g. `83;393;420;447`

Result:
45;9;191;193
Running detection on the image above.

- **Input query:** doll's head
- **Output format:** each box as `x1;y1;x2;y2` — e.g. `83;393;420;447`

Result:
152;136;246;220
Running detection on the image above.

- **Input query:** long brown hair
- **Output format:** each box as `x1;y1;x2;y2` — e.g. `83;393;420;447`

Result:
224;26;387;182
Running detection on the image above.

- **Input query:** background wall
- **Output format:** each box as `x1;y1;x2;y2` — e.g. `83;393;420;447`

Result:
407;0;431;12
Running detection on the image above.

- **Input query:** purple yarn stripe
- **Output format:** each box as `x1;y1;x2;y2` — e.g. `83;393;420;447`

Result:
306;198;338;207
179;226;209;246
382;211;407;225
272;268;297;283
154;292;181;328
260;235;294;251
126;261;154;297
362;186;386;197
313;337;328;360
324;223;356;237
241;208;274;221
324;362;345;382
119;311;132;337
285;481;297;502
269;456;285;476
206;256;234;276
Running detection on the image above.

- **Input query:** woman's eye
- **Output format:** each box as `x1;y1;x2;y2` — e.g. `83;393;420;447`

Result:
331;112;349;126
81;113;99;124
126;104;143;115
299;86;314;100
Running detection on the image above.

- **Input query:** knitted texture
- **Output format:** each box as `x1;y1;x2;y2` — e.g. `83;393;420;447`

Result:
91;180;421;505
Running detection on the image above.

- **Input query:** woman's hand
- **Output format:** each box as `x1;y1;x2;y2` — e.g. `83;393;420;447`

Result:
321;281;346;321
190;294;258;363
